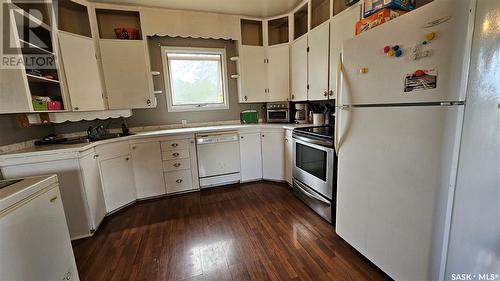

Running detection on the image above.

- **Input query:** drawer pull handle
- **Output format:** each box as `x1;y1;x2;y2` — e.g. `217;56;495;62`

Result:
50;196;58;203
171;143;179;147
172;153;180;157
173;163;181;168
176;179;183;183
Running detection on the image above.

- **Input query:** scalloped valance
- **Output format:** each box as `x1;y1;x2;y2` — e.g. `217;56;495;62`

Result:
140;8;241;41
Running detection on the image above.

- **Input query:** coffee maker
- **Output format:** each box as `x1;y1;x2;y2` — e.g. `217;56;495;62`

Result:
294;103;310;124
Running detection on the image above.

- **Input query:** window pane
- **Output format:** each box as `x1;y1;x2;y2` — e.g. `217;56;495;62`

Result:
169;57;224;105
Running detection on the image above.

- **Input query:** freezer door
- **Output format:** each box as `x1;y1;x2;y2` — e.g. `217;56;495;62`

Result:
336;105;462;280
341;0;473;105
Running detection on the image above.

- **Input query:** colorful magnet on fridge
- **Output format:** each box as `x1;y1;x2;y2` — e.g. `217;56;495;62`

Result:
387;50;395;57
395;50;403;57
392;45;400;51
426;32;437;41
383;46;391;53
415;70;425;77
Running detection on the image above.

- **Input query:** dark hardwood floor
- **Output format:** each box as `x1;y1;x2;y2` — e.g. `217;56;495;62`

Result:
72;181;390;281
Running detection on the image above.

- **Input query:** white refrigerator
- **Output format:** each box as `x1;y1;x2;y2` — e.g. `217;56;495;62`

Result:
335;1;476;280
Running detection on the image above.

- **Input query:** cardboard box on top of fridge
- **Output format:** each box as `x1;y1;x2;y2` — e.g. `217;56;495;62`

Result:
356;9;407;35
363;0;415;17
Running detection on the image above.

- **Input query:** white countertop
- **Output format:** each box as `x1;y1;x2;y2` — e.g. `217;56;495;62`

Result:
0;123;308;159
0;175;58;211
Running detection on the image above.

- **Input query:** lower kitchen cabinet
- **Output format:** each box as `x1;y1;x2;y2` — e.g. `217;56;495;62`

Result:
285;129;294;185
161;137;199;194
239;132;263;182
261;130;285;181
99;155;136;213
130;141;166;199
79;150;106;231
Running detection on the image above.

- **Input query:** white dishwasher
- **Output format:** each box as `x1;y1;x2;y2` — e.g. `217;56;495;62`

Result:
196;131;241;188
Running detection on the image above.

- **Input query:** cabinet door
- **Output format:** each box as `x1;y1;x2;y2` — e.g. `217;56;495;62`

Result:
290;36;308;101
284;129;293;185
261;131;285;181
330;4;361;99
239;46;267;102
0;186;78;281
308;23;330;101
59;31;105;111
80;152;106;230
99;40;154;109
130;142;166;199
99;155;136;213
266;45;290;102
239;133;263;182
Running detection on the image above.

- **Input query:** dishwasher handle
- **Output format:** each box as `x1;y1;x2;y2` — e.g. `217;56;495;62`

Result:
196;132;239;145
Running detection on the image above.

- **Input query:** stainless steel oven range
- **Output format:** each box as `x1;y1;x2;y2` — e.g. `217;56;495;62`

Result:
292;125;337;223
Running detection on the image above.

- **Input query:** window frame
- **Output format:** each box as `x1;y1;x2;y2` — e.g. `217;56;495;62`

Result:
161;46;230;112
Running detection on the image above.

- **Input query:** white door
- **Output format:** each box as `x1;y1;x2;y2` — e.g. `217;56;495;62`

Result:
261;131;285;181
99;155;136;213
0;13;31;113
336;105;462;281
79;152;106;230
0;186;78;281
239;46;267;102
99;40;154;109
239;133;263;182
130;142;166;199
330;4;360;100
284;129;293;185
341;1;472;105
290;36;308;101
59;31;105;111
308;23;330;101
266;45;290;102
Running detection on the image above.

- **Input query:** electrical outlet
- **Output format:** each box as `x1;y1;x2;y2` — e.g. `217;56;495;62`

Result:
181;120;188;127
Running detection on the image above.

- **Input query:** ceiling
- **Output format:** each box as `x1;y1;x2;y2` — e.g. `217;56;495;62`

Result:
88;0;304;18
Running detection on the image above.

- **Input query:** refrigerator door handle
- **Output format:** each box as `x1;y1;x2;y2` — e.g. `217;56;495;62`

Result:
335;53;345;156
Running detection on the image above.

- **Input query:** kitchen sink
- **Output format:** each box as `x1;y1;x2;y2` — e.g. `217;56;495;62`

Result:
61;133;134;145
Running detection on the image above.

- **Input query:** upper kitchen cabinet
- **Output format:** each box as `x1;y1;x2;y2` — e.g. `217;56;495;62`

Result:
240;19;263;46
238;46;267;103
266;45;290;102
294;4;308;40
0;2;67;113
311;0;331;30
267;16;289;46
58;0;105;111
291;35;308;101
95;8;155;109
329;3;361;99
308;22;330;101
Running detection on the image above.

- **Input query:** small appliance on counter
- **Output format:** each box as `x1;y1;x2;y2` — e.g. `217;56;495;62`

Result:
294;103;310;124
240;110;259;124
266;102;290;123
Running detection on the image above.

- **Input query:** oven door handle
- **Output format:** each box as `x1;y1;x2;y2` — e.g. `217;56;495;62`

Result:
295;180;331;205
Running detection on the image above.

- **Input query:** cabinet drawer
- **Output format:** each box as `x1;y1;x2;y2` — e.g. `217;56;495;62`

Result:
161;149;189;161
161;139;189;151
164;170;194;194
162;158;191;172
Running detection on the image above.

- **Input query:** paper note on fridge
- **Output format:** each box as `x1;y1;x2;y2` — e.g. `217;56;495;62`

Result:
404;69;437;93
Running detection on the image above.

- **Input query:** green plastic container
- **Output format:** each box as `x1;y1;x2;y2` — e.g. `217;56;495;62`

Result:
32;101;48;111
240;110;259;124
